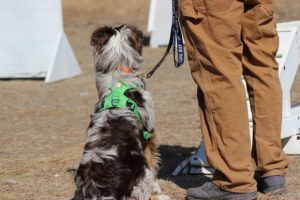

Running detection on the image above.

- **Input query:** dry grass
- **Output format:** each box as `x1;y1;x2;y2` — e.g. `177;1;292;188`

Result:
1;0;300;199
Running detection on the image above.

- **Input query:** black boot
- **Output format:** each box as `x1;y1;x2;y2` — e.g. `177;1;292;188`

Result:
257;175;287;195
186;182;257;200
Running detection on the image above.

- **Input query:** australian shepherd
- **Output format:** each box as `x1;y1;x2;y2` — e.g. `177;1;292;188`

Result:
72;25;170;200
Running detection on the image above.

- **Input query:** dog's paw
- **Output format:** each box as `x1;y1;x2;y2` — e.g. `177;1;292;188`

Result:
158;195;172;200
151;181;161;194
150;195;171;200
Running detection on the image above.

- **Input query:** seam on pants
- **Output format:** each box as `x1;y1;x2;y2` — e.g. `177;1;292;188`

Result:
184;18;221;186
202;16;224;188
251;73;257;132
250;73;257;171
246;71;257;172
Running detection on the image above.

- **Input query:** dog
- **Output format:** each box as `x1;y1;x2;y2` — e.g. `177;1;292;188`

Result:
72;25;170;200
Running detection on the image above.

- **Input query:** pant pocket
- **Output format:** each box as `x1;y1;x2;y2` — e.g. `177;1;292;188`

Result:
245;0;274;18
180;0;203;72
181;0;204;19
257;3;274;18
183;0;233;13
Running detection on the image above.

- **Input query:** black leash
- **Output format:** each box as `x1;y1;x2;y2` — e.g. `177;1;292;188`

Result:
144;0;184;79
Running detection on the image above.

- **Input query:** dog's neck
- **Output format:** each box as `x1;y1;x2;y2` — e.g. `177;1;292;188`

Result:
115;66;136;73
96;70;145;99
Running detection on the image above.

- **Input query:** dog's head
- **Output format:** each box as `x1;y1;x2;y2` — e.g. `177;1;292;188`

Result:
91;25;144;74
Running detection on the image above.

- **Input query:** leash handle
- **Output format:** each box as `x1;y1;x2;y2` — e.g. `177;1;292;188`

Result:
145;0;184;79
172;0;184;68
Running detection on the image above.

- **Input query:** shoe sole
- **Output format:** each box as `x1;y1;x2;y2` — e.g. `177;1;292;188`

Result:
263;187;287;196
186;194;258;200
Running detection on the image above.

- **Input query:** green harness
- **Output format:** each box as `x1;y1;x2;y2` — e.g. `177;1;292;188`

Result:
97;82;151;140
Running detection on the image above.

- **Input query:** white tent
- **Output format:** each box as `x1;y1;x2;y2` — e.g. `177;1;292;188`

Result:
0;0;81;83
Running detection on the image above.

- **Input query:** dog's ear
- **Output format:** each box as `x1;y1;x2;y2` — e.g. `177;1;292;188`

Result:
90;26;116;50
126;25;144;55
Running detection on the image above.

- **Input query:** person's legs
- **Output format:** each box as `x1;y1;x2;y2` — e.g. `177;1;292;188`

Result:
179;0;256;193
241;0;289;179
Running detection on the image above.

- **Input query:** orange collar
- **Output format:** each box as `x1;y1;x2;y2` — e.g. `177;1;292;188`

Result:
115;66;135;73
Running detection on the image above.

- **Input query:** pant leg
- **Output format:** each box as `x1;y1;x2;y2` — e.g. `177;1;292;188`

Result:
241;0;289;177
179;0;256;193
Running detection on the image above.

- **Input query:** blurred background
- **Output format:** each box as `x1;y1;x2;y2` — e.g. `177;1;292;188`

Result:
0;0;300;199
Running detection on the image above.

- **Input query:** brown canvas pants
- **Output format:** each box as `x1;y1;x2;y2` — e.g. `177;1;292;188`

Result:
178;0;289;193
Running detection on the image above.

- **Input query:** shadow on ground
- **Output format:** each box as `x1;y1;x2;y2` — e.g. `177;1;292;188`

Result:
158;145;211;189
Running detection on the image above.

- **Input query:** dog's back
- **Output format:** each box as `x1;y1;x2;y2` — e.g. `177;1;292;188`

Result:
73;107;149;199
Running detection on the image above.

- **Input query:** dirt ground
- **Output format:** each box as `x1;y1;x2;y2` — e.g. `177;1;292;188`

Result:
1;0;300;199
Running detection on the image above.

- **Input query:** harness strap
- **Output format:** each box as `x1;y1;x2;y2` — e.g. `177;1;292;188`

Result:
96;82;151;139
98;82;141;118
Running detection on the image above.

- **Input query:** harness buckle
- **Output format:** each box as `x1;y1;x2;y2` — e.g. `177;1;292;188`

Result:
111;97;120;107
126;100;136;111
